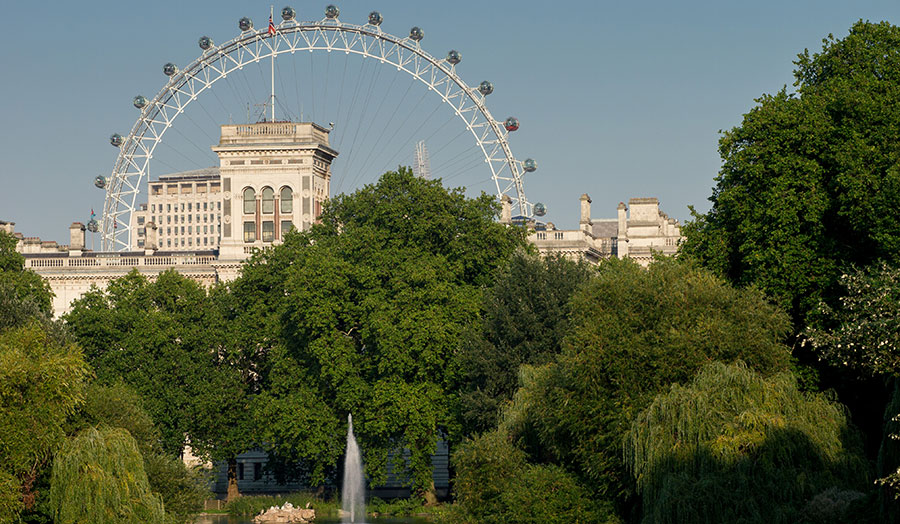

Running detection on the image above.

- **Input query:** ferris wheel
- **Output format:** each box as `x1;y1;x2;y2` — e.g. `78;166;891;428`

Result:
95;5;542;252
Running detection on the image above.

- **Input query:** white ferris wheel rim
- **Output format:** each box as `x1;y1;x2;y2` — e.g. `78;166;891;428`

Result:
101;14;533;252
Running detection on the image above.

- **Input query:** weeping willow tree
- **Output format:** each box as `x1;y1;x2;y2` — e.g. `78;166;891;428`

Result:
625;362;871;524
50;426;165;524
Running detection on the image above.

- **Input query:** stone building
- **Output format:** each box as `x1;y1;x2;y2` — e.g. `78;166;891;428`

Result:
525;195;683;266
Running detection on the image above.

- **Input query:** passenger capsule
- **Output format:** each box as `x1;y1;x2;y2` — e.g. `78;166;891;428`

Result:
163;63;178;76
325;5;339;18
478;81;493;96
198;35;213;50
504;117;519;132
523;158;537;172
368;11;383;26
87;219;100;233
239;17;253;31
110;134;124;147
533;202;547;217
447;50;461;65
133;95;148;109
281;6;296;21
409;27;424;41
94;176;107;189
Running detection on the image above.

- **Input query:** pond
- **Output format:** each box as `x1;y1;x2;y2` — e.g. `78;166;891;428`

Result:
195;515;431;524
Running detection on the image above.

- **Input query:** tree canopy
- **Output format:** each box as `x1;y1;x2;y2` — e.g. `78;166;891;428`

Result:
501;258;792;507
456;251;594;437
246;168;527;496
625;362;869;524
680;21;900;324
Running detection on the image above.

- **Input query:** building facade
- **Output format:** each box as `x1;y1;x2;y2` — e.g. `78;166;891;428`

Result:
526;195;683;266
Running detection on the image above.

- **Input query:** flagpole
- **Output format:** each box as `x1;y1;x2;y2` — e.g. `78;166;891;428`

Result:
270;5;276;122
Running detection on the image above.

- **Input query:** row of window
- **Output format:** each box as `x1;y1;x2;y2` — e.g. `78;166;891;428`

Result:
151;202;221;213
243;220;294;243
155;214;219;225
160;225;220;236
243;187;293;215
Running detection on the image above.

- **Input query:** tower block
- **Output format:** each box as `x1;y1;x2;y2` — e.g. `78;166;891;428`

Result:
214;122;338;260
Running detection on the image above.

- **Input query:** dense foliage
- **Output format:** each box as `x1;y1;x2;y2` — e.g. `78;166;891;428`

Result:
50;427;165;524
502;258;791;506
247;168;526;497
681;21;900;324
625;362;869;523
64;269;253;499
0;230;52;315
450;430;617;524
456;251;594;436
0;325;89;521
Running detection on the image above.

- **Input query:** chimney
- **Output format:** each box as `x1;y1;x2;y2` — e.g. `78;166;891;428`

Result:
145;221;158;253
69;222;85;253
617;202;628;258
579;194;592;232
500;194;512;225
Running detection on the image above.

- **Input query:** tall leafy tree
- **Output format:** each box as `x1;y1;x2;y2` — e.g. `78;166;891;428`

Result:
456;251;594;437
681;21;900;325
625;362;870;524
64;270;253;501
0;230;52;316
0;325;89;520
500;258;791;511
250;168;526;500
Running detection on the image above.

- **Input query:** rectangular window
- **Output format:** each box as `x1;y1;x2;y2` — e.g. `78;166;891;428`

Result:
167;216;171;224
281;221;293;235
188;226;192;234
188;215;192;223
262;221;274;242
243;222;256;243
253;462;261;481
204;237;208;246
188;238;192;246
167;239;171;247
188;203;192;211
167;227;171;235
203;202;208;211
181;226;185;235
181;203;185;212
181;238;185;246
151;204;156;213
238;463;244;481
203;226;208;234
137;216;145;225
218;202;221;210
137;239;144;248
167;204;171;212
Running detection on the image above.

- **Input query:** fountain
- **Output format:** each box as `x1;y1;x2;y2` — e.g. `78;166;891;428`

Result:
342;414;365;523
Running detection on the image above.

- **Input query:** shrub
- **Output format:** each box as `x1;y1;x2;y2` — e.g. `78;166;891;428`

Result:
625;362;870;524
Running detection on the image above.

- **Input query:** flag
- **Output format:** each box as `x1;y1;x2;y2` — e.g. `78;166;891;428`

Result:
268;15;276;35
90;209;95;219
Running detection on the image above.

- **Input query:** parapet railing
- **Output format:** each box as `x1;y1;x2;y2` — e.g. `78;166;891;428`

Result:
25;254;217;270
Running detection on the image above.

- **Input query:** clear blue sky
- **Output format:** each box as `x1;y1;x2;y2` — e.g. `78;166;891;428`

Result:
2;0;899;243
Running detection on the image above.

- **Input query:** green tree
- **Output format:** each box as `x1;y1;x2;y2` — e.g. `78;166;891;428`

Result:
50;426;165;524
806;263;900;508
75;383;209;524
0;324;90;520
501;257;791;509
249;168;526;499
450;430;618;524
456;251;594;436
625;362;870;524
681;21;900;325
64;270;253;501
0;230;52;317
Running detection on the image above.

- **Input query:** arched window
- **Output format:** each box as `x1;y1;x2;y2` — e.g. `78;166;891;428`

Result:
242;187;256;214
261;187;275;214
280;187;293;214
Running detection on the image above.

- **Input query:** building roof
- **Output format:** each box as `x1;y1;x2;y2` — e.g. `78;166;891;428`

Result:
153;167;220;183
591;219;619;239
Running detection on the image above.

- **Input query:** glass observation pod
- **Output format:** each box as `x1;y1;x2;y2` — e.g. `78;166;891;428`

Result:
368;11;383;25
504;117;519;132
447;50;461;65
478;81;493;96
238;17;253;31
281;6;296;20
